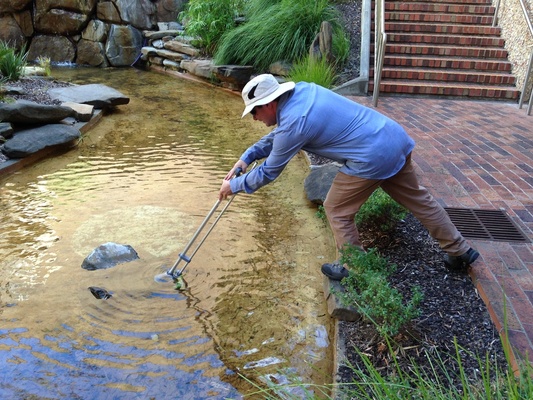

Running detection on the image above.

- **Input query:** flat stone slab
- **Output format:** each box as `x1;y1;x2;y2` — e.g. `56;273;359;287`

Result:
323;276;361;322
0;100;77;124
212;65;255;90
62;102;94;122
48;84;130;108
2;124;81;158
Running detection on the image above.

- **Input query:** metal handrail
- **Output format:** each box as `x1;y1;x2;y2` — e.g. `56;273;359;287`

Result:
522;48;533;115
493;0;502;27
372;0;387;107
494;0;533;115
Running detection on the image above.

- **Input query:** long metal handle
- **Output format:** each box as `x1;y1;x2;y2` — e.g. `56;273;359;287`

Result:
174;193;238;277
166;198;223;277
167;163;256;278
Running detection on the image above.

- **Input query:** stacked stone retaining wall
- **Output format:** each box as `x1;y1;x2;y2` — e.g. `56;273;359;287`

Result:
0;0;185;67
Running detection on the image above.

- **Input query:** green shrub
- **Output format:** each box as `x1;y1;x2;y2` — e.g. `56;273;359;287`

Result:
214;0;347;71
338;246;423;336
0;41;27;81
316;188;407;233
356;187;408;232
178;0;246;55
287;55;337;88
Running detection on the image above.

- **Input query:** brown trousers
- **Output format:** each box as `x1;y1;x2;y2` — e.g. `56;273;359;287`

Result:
323;153;469;257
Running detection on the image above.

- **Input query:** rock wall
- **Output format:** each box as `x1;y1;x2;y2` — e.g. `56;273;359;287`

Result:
0;0;186;67
140;30;257;91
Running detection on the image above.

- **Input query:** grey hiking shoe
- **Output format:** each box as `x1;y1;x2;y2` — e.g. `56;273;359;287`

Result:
321;262;350;281
444;247;480;271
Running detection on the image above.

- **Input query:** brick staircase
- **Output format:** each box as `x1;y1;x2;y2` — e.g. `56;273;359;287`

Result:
369;0;520;100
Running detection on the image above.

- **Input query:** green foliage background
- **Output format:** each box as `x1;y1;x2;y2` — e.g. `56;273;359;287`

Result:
179;0;350;86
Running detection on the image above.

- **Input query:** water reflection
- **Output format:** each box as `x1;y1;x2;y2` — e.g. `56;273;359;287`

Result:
0;67;336;398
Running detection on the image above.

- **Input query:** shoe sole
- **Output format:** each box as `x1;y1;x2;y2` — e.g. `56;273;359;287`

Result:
444;250;479;271
321;265;348;281
463;250;479;264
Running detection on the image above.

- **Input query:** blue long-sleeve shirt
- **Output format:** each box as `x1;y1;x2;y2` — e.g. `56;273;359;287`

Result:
230;81;415;194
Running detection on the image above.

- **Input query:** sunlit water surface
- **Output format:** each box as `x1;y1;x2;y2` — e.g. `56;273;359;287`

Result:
0;67;336;399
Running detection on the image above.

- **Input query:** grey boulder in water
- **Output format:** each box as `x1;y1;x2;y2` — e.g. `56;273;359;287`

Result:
82;242;139;270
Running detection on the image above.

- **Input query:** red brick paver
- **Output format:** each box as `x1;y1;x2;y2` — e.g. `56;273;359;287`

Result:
349;95;533;369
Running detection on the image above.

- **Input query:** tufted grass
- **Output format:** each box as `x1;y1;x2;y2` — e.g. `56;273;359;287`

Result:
214;0;348;72
0;41;27;81
287;55;338;87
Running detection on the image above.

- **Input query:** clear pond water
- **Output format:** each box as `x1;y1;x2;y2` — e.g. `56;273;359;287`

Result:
0;67;336;399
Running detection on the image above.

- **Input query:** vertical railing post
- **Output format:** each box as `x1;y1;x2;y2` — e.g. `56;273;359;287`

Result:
493;0;501;27
520;49;533;115
372;0;387;107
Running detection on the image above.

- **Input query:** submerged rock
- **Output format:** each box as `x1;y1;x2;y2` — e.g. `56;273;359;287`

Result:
82;242;139;270
88;286;112;299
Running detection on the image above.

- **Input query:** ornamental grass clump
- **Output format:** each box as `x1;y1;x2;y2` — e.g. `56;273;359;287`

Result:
0;41;27;81
338;246;423;336
287;55;338;88
338;330;533;400
214;0;348;71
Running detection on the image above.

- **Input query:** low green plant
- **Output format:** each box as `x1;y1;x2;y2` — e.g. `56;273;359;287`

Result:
316;205;327;221
36;56;51;77
287;55;337;88
178;0;245;55
356;187;408;232
315;188;407;233
338;246;423;336
0;41;27;81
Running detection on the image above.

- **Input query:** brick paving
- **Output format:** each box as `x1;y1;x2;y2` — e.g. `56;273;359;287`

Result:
349;95;533;369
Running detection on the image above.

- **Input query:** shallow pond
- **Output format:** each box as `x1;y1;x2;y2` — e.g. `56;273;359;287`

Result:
0;67;336;399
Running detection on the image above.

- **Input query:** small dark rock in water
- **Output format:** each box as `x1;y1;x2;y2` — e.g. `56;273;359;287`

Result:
88;286;112;300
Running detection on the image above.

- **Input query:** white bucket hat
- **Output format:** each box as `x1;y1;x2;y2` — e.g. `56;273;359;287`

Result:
241;74;295;118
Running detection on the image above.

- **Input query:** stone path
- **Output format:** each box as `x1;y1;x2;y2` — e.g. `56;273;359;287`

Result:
349;95;533;369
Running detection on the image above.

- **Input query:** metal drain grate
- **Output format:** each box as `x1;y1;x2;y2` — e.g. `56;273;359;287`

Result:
444;208;529;243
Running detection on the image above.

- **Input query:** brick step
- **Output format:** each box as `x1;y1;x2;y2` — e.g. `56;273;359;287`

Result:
371;67;516;85
385;22;501;35
367;80;520;100
384;12;494;25
383;44;508;59
382;55;513;72
385;32;505;47
384;2;494;14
